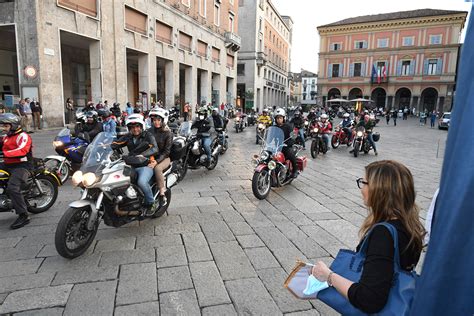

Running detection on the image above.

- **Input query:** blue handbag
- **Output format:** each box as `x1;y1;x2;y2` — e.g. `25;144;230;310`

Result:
317;222;419;315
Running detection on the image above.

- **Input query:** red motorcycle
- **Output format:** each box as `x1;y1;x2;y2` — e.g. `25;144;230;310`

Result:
331;125;352;148
252;126;307;200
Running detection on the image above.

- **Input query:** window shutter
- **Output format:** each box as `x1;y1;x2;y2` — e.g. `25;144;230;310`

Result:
363;41;368;49
328;64;333;78
340;63;343;77
423;59;429;75
349;63;354;77
437;58;443;75
397;60;402;76
361;63;366;77
410;59;416;75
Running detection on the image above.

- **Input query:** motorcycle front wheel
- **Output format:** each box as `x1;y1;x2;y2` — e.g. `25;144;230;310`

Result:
55;206;99;259
235;126;239;133
252;170;271;200
220;140;228;155
44;158;70;184
206;154;219;170
311;140;319;158
27;174;59;214
331;135;340;149
353;142;360;157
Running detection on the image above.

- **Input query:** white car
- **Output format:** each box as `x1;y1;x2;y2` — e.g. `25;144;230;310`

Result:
438;112;451;130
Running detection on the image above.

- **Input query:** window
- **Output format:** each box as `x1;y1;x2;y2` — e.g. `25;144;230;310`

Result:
58;0;97;17
303;79;307;85
199;0;206;17
197;40;207;57
332;64;340;77
401;60;411;76
156;20;173;44
354;41;367;49
229;13;234;32
179;32;192;51
427;59;438;75
377;38;389;48
331;43;341;51
212;47;220;62
354;63;362;77
227;54;234;68
214;3;220;26
429;35;442;45
259;18;263;32
237;64;245;75
402;37;414;46
125;6;147;35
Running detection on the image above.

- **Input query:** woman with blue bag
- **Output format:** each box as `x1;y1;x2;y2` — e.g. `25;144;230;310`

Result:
311;160;426;315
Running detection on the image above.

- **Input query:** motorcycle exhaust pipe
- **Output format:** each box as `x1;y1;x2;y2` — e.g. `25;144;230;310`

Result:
166;173;179;189
114;203;140;217
212;145;222;156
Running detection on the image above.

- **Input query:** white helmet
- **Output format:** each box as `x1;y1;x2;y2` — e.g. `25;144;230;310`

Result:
125;114;145;130
149;108;169;125
320;114;329;120
274;108;286;118
343;113;350;118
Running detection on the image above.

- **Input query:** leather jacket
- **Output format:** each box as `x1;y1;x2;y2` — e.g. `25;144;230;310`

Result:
75;121;103;141
111;130;158;159
148;126;173;163
290;116;305;129
191;117;212;137
212;114;224;130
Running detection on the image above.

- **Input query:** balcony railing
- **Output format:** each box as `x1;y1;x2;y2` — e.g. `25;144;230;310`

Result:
225;32;241;52
371;76;389;84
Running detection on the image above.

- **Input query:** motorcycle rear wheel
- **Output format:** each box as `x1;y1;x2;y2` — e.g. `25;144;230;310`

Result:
55;206;99;259
331;135;340;149
27;175;59;214
311;140;319;158
252;170;271;200
206;155;219;170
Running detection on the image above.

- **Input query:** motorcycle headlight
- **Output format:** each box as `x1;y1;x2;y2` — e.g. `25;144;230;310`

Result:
258;123;265;130
199;115;205;120
357;131;363;137
260;151;270;160
235;117;240;121
72;171;83;187
268;160;277;170
53;141;63;148
313;128;319;133
304;121;309;126
82;172;97;187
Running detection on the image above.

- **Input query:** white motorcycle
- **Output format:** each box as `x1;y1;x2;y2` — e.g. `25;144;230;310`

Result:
54;132;184;259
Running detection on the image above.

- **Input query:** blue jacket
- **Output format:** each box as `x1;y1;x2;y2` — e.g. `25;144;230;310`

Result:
103;119;117;136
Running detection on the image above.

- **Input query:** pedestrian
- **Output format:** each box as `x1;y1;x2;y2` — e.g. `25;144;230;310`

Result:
392;110;397;126
419;112;425;126
183;102;190;122
126;102;134;116
385;111;390;125
30;98;42;130
103;100;109;110
312;160;425;314
220;102;225;116
15;99;27;133
66;98;74;124
430;110;437;128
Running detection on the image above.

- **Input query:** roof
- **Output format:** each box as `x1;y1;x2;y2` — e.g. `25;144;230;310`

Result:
318;9;467;28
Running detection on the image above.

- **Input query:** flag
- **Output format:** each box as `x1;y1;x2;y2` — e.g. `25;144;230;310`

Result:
382;65;387;81
371;65;377;83
409;5;474;315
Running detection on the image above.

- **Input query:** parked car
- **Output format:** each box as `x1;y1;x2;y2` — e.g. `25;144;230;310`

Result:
438;112;451;130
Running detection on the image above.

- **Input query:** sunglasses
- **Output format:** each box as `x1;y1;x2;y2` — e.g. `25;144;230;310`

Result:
356;178;368;189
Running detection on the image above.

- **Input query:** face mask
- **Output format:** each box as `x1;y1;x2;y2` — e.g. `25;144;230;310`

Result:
303;275;329;296
199;115;205;120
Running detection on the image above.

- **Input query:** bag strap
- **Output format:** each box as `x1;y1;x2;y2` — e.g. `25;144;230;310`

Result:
358;222;402;270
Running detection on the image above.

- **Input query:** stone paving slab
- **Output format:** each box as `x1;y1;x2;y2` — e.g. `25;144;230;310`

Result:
13;307;64;316
52;266;119;286
202;304;238;316
156;245;188;268
114;301;160;316
63;281;116;315
209;241;257;280
116;263;157;306
0;258;43;277
0;273;54;294
157;266;193;293
159;289;200;315
189;261;231;307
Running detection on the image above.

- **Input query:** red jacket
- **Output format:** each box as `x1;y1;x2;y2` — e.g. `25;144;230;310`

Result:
318;121;332;134
1;131;33;165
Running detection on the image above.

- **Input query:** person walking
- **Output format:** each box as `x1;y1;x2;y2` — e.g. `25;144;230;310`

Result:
392;110;397;126
183;102;190;122
66;98;74;124
385;111;390;125
15;99;27;132
30;98;42;130
430;110;437;128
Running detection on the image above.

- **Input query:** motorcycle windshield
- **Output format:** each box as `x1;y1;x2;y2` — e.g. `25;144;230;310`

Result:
57;128;70;137
178;122;192;137
264;126;285;153
80;132;115;174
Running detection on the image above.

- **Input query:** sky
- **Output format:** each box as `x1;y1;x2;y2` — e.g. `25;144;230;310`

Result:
271;0;472;74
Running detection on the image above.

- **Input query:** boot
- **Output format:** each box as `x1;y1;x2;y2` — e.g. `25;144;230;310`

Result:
158;194;168;208
144;202;158;217
10;213;30;230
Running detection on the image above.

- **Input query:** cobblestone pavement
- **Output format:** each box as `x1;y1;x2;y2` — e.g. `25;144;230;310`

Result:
0;117;447;315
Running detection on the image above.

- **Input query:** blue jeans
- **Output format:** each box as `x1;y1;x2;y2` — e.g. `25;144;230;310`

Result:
202;136;212;160
367;133;377;151
135;166;154;205
322;134;330;148
298;129;305;147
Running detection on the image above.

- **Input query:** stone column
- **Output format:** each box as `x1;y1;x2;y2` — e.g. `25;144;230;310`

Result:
184;66;196;106
138;54;149;110
89;41;102;104
148;55;157;105
165;60;177;107
200;70;210;106
227;77;235;105
212;73;221;107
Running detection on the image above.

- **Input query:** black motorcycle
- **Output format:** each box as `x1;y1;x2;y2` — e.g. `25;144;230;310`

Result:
168;107;180;124
212;128;229;155
179;122;220;171
309;124;328;158
352;127;380;157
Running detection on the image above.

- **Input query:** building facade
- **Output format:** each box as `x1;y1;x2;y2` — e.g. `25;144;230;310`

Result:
317;9;467;113
0;0;240;126
300;69;318;107
237;0;292;112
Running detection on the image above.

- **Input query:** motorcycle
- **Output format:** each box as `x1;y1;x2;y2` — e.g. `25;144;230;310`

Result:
54;132;183;259
293;127;306;147
168;107;180;124
331;125;352;148
0;157;60;215
351;127;380;157
309;124;328;158
179;122;221;171
255;123;267;145
212;127;229;155
247;113;257;126
234;115;246;133
44;128;89;184
251;126;307;200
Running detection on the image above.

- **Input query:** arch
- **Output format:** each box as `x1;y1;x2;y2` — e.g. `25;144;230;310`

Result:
394;87;412;110
421;87;438;112
348;87;363;100
328;88;341;100
370;87;387;108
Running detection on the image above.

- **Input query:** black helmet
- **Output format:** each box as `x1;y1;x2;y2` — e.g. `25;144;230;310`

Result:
197;108;208;117
0;113;21;131
98;109;111;118
294;110;301;116
113;102;120;107
86;111;98;120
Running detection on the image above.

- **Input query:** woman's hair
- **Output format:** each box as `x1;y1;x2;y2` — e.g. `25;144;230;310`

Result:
360;160;426;253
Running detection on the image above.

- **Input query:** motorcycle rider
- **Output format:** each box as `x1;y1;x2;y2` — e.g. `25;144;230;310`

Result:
211;107;226;145
191;108;213;165
257;108;272;126
307;108;317;123
290;110;306;149
274;108;299;179
75;111;103;141
111;102;121;119
0;113;33;229
318;114;332;149
340;112;353;142
111;114;159;215
148;108;172;208
351;114;378;156
98;109;117;136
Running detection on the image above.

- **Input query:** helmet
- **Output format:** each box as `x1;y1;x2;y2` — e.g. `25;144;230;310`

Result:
125;114;145;130
212;107;219;113
262;108;268;114
274;108;286;118
294;110;301;116
113;102;120;107
149;108;169;125
197;107;208;117
320;114;328;120
343;113;350;118
86;111;98;120
97;109;111;118
0;113;21;131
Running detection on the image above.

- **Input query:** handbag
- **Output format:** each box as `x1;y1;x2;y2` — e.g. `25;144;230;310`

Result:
284;259;330;299
317;222;419;315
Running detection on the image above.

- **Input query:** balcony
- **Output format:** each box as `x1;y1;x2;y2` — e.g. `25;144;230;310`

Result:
225;32;241;52
371;76;389;84
256;51;267;66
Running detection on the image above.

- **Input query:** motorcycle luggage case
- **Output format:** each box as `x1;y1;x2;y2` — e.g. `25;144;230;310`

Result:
170;136;186;161
296;156;307;171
